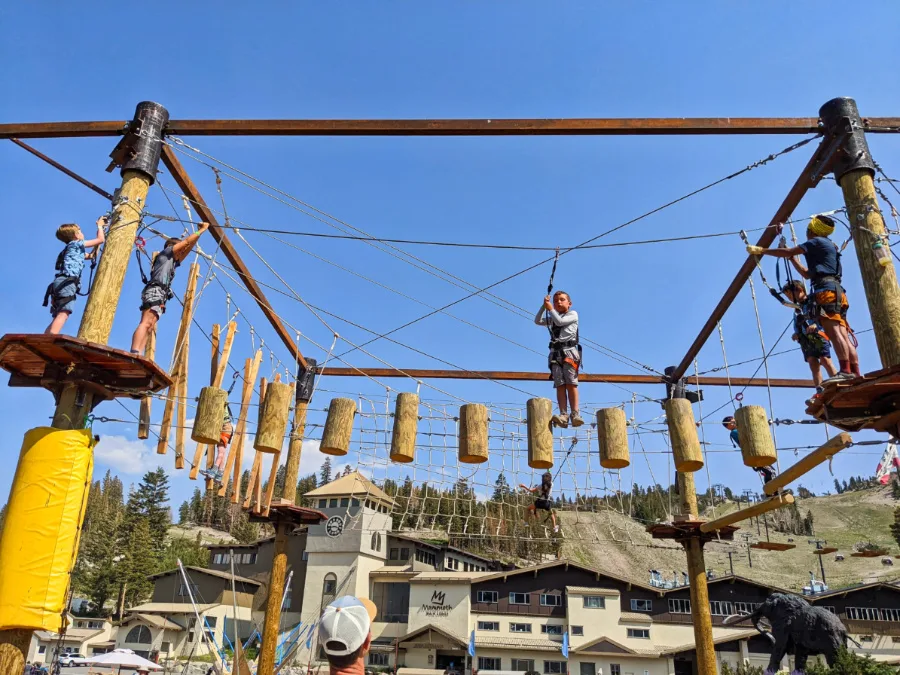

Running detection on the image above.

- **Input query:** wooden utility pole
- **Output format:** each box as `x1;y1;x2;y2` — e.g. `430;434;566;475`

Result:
820;97;900;369
0;101;168;673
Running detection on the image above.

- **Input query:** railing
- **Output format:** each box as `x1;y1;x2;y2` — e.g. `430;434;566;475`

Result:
844;620;900;637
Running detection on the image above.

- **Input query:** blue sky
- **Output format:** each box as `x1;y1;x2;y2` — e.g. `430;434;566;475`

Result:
2;2;900;518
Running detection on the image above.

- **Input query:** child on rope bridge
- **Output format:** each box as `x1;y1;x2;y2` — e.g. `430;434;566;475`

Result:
200;402;233;484
534;290;583;428
747;214;860;381
781;280;838;399
43;217;107;334
722;416;777;485
519;471;559;533
130;221;209;355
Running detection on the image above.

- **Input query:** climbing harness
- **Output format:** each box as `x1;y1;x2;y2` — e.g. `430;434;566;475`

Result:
135;237;178;312
544;248;582;376
740;230;797;308
42;243;99;308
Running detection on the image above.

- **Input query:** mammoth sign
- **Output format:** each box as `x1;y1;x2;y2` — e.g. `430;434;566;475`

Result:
420;590;452;617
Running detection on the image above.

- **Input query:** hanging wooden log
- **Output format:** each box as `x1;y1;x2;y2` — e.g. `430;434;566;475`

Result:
734;405;777;468
458;403;488;464
527;397;554;469
254;380;294;454
596;407;630;469
138;324;157;439
220;350;262;499
320;398;357;456
193;387;228;444
156;262;200;456
665;398;704;472
390;393;419;463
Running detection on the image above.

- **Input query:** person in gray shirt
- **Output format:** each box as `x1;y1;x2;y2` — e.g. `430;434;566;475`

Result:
130;221;209;354
534;290;582;428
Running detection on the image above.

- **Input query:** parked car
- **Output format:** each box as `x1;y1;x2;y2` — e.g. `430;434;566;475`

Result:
59;653;88;668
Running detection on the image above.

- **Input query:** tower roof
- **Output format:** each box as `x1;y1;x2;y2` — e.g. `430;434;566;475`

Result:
304;471;396;507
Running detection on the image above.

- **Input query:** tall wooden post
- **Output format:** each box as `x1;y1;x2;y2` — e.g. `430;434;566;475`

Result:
0;101;168;673
821;97;900;368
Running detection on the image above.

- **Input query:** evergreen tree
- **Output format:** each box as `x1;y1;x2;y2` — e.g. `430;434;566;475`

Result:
492;473;511;501
231;512;260;544
121;518;157;607
803;510;815;536
178;501;191;524
834;479;843;494
296;473;318;506
126;468;171;554
723;487;734;501
189;487;204;523
842;479;849;493
342;464;353;477
320;457;333;486
159;532;210;570
891;507;900;549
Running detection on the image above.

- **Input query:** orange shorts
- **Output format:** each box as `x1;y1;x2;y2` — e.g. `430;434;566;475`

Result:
219;422;234;447
814;290;849;328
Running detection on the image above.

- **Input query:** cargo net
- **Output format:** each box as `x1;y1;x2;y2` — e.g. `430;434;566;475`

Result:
298;390;689;565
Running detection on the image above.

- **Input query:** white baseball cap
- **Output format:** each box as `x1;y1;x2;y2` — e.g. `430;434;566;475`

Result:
319;596;377;656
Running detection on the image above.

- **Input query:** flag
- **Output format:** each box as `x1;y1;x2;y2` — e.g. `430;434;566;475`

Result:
468;629;476;658
562;631;569;659
307;621;318;649
875;443;898;484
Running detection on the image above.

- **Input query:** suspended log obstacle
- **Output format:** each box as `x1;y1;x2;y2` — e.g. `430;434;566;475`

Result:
243;378;267;512
665;398;704;472
527;398;553;469
700;493;794;533
320;398;357;456
595;407;630;469
458;403;488;464
390;393;419;463
734;405;777;468
763;432;853;496
192;387;228;444
254;380;294;453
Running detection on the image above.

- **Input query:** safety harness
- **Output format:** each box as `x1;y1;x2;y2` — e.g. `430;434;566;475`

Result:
808;240;845;318
42;245;96;308
136;241;178;312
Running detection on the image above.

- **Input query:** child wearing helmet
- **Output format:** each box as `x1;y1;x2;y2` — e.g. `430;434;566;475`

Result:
519;471;559;533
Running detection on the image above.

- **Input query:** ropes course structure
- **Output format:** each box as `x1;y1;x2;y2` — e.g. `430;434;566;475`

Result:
3;98;900;675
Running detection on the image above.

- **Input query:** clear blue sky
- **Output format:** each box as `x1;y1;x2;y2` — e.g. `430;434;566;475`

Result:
2;2;899;519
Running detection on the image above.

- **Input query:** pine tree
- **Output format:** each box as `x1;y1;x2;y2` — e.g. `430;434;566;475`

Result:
492;473;511;501
178;501;191;524
320;457;333;486
189;487;204;523
834;478;843;494
891;507;900;549
342;464;353;477
231;511;260;544
126;468;171;554
159;532;210;570
803;510;815;536
121;518;157;607
296;473;318;506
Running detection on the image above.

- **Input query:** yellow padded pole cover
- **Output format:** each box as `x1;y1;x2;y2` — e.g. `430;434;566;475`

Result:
0;427;94;631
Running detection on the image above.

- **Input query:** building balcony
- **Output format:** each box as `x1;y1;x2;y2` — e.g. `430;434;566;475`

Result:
845;620;900;637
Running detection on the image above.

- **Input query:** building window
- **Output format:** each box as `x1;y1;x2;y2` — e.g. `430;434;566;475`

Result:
734;602;761;615
610;665;621;675
668;598;691;614
820;606;836;614
240;553;257;564
415;549;436;566
583;596;605;609
892;637;900;644
510;622;532;633
352;498;360;507
369;653;390;666
571;626;584;636
880;608;900;622
302;551;309;561
709;601;734;616
322;573;338;606
340;497;349;507
188;632;195;643
631;599;653;612
540;594;562;607
371;532;381;552
479;657;502;670
125;625;152;644
284;577;293;610
627;628;650;639
477;591;498;603
318;499;327;508
580;664;596;675
390;548;399;560
446;557;460;571
860;635;874;643
178;582;199;597
510;592;531;605
847;607;884;621
161;642;171;654
213;553;223;564
542;624;563;635
544;661;566;674
38;646;46;654
478;621;499;631
329;498;338;508
512;659;535;672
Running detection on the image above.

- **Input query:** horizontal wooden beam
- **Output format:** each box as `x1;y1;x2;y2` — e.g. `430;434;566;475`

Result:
2;117;900;139
318;367;813;388
160;145;308;370
699;493;794;533
763;432;853;496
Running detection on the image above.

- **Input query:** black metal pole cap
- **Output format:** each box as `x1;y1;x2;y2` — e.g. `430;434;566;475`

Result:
121;101;169;185
818;97;875;183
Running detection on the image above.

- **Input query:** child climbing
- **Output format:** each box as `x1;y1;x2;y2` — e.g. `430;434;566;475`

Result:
534;291;582;428
747;215;859;380
722;416;777;485
200;403;233;484
131;222;209;355
781;280;838;396
519;471;559;533
43;217;106;334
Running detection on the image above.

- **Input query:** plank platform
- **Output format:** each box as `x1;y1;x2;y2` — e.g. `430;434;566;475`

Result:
806;364;900;433
750;542;796;551
813;547;839;555
647;520;738;543
700;494;794;533
248;499;327;526
763;433;853;496
850;549;889;558
0;333;172;401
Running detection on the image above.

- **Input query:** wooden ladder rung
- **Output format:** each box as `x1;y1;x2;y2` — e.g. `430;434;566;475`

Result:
700;494;794;533
763;432;852;496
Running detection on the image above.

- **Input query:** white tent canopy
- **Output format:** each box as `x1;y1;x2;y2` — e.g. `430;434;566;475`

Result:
86;648;164;671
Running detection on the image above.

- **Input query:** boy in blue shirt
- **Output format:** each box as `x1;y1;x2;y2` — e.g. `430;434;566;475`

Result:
781;280;837;396
43;218;106;335
722;416;777;485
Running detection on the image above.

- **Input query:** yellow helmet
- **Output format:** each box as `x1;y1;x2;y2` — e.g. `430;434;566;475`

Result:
808;215;835;237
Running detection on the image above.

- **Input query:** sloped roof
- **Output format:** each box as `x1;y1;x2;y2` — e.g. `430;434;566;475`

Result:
619;611;653;624
704;574;790;594
661;629;760;655
148;565;261;586
566;586;621;596
573;635;660;657
396;624;466;647
476;635;562;651
34;628;103;643
304;471;396;506
476;559;657;593
806;580;900;600
132;613;185;631
410;571;491;583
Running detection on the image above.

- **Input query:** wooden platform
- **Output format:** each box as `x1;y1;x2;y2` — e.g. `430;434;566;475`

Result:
750;541;796;551
0;333;172;401
850;549;889;558
806;364;900;433
647;520;738;543
813;547;839;555
248;500;327;526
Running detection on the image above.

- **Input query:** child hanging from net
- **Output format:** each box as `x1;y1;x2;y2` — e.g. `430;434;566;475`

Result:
781;280;838;402
519;471;559;533
200;402;233;484
747;215;859;381
722;415;777;485
534;290;583;428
